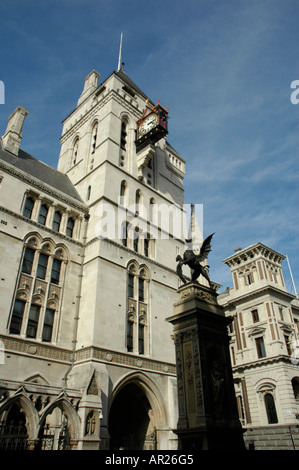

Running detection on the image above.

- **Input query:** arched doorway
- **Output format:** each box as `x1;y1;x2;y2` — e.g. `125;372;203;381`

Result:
108;382;157;450
0;403;28;450
37;407;71;450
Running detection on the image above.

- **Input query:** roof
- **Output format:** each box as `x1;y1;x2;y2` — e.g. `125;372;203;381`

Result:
114;69;152;102
223;242;285;265
0;141;83;203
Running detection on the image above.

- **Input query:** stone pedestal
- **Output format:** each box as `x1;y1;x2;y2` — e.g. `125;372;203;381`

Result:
167;282;245;450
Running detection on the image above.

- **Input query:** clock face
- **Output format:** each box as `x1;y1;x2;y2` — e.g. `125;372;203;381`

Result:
138;114;158;136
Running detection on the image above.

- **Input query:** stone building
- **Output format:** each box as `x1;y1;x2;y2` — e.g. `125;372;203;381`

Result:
0;68;188;450
218;243;299;450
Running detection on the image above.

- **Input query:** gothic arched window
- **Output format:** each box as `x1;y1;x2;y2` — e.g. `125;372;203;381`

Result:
90;123;98;155
126;262;149;354
72;138;79;165
120;120;127;151
9;237;68;343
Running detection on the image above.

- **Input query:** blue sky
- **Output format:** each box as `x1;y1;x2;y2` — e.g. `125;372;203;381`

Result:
0;0;298;294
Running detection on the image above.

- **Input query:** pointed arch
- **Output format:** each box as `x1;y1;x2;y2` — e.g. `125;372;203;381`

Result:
39;393;81;441
71;135;80;166
0;388;39;440
109;371;169;430
23;232;43;249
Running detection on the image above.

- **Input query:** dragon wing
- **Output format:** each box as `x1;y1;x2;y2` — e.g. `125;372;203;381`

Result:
198;233;215;262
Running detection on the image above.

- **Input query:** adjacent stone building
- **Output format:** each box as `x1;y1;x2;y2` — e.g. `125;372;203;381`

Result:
0;68;188;450
218;243;299;450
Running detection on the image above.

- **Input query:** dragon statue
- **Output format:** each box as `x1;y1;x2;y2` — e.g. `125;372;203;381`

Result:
176;233;215;288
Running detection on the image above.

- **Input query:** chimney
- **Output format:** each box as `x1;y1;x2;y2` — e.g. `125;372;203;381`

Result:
2;105;29;156
77;70;100;106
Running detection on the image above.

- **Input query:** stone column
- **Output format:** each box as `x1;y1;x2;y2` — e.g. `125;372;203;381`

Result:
167;282;245;451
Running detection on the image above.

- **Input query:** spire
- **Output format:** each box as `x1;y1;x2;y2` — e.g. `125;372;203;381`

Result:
1;105;29;156
186;204;204;252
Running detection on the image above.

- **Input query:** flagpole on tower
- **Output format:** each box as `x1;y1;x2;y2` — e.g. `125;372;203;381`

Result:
117;32;123;71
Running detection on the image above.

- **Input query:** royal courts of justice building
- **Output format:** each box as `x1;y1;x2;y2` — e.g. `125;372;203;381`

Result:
0;66;299;451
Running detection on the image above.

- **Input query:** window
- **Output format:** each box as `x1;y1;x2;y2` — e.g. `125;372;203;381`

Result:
120;180;127;207
246;272;253;285
139;278;144;302
292;378;299;400
126;263;149;354
127;320;134;352
42;308;55;342
72;138;79;165
90;123;98;155
87;185;91;201
51;259;62;285
52;211;61;232
120;121;127;150
21;247;35;275
264;393;278;424
26;304;40;338
255;336;266;358
251;309;259;323
36;253;49;280
128;274;134;298
135;190;141;215
10;236;68;344
284;335;292;356
9;299;25;334
133;235;139;252
23;196;34;219
38;204;48;226
121;222;128;247
66;217;74;238
149;198;156;223
279;307;284;321
144;238;149;257
138;324;144;355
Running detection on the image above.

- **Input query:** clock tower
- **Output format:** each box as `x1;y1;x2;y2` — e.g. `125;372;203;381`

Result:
56;67;187;449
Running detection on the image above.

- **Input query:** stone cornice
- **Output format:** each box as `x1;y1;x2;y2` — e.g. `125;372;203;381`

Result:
74;345;176;376
232;354;294;373
0;205;84;248
85;236;178;277
219;284;296;308
0;159;87;213
0;334;176;377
